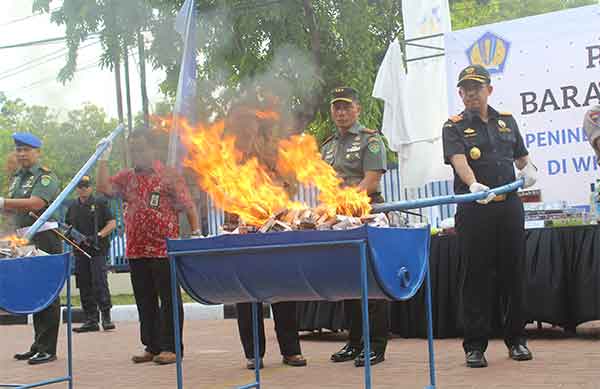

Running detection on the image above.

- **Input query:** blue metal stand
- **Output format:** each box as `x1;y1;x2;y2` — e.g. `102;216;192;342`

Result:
170;256;185;389
0;254;74;389
168;235;436;388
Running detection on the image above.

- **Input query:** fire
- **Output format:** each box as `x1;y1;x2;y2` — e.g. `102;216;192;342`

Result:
278;135;371;217
254;110;280;121
1;234;28;249
161;117;301;226
152;112;371;226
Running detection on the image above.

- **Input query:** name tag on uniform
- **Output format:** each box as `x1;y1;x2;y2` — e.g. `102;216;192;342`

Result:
149;192;161;209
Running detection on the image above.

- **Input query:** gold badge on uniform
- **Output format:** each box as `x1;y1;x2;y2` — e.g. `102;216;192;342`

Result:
469;147;481;160
40;175;51;187
463;128;477;137
498;120;511;132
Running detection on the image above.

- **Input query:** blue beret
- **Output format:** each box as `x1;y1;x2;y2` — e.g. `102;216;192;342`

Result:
12;132;42;148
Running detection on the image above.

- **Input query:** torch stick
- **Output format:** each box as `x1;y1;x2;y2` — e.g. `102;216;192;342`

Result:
28;212;92;259
23;124;124;242
371;179;524;213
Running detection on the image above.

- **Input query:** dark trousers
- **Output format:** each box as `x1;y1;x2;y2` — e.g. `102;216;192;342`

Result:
28;230;61;355
75;254;112;322
29;298;60;355
456;194;526;353
129;258;184;354
236;302;301;359
345;299;389;354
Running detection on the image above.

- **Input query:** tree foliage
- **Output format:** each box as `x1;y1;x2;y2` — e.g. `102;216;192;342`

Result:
449;0;597;30
0;92;122;192
26;0;597;156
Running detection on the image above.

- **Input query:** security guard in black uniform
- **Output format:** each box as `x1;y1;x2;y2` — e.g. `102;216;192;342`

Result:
0;132;61;365
66;175;116;333
322;87;388;367
442;65;537;368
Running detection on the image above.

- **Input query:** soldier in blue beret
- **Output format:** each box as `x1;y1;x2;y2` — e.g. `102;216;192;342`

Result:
1;132;62;365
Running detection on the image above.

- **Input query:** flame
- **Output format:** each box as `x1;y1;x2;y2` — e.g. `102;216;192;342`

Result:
278;135;371;217
156;115;302;226
1;234;28;249
152;112;371;226
255;110;280;121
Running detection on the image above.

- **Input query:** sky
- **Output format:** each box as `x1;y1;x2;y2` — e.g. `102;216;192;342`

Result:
0;1;165;120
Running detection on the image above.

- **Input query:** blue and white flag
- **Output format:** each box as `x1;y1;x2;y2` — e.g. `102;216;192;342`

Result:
167;0;198;168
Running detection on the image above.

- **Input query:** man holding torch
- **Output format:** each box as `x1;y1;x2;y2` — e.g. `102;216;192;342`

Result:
97;128;200;365
1;132;61;365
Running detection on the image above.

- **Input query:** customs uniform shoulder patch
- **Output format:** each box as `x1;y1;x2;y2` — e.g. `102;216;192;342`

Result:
368;141;381;154
40;175;52;187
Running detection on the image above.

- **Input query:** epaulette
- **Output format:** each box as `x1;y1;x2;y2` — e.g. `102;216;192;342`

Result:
321;134;335;147
499;111;513;116
40;166;51;173
360;127;378;134
448;114;463;123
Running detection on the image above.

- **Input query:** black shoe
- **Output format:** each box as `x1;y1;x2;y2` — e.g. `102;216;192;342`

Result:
354;351;385;367
330;344;362;363
101;310;116;331
246;358;264;370
14;350;36;361
28;352;57;365
508;344;533;361
465;350;488;368
73;321;100;333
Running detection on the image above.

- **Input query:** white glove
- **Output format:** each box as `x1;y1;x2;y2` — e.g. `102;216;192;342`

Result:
517;161;537;189
190;229;203;238
469;182;496;205
0;197;4;210
97;137;112;161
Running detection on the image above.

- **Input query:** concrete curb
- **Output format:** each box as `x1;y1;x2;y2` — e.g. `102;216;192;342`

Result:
2;303;272;325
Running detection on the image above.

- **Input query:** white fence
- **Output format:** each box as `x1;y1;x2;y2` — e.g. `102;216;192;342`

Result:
204;168;455;235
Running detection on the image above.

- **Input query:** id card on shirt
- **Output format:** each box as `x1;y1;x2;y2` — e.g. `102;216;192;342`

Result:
149;192;160;209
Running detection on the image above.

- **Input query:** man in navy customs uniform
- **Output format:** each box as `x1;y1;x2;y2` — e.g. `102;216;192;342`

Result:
0;132;61;365
322;87;389;367
442;64;536;368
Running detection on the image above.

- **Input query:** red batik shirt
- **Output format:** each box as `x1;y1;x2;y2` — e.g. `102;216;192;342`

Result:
110;160;193;259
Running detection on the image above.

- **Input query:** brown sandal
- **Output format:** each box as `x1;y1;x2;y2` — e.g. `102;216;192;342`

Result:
282;354;307;367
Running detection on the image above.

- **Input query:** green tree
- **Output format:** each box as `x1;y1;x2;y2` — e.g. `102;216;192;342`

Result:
0;95;122;192
449;0;597;29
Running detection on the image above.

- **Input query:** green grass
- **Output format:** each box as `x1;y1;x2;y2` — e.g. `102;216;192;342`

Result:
61;292;195;306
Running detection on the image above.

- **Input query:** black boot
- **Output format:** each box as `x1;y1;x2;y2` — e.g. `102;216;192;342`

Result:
101;310;115;331
73;320;100;333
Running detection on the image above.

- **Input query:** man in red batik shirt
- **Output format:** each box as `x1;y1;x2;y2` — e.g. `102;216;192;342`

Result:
97;129;200;365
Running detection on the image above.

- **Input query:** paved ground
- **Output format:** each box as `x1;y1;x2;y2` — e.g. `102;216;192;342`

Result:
2;320;600;388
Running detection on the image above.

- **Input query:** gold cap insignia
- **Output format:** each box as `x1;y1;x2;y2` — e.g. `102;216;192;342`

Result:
465;67;475;74
469;147;481;160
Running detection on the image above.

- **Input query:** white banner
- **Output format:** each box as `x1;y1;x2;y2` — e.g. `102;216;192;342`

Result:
445;5;600;205
373;0;453;189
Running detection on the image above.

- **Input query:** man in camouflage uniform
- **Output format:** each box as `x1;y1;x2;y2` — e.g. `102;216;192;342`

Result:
0;132;61;365
322;87;388;367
